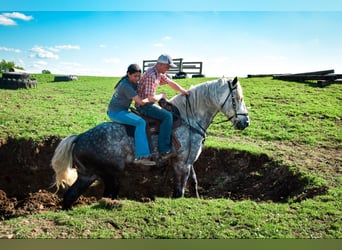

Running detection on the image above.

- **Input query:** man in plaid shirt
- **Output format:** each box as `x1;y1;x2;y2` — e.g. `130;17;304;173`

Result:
137;54;189;160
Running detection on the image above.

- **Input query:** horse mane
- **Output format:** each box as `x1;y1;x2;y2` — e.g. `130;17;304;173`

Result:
170;77;243;117
170;78;224;120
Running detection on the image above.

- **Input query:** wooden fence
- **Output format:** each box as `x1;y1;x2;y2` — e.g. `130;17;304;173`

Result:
142;58;204;78
273;69;342;87
249;69;342;87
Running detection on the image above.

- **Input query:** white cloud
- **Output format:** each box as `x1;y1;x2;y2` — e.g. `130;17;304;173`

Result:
0;15;16;26
30;46;59;59
0;46;21;53
3;12;33;21
0;12;33;26
47;47;59;52
55;45;80;50
48;45;80;52
163;36;172;40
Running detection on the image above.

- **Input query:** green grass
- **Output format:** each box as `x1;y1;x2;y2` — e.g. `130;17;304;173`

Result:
0;74;341;239
1;75;340;147
0;75;114;139
4;196;341;239
209;77;341;146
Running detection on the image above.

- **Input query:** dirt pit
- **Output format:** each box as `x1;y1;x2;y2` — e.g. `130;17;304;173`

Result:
0;136;327;220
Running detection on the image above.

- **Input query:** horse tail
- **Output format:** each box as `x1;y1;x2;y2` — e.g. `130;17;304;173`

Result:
51;135;78;191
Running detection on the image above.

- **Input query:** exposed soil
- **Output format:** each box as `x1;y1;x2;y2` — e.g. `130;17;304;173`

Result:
0;136;332;221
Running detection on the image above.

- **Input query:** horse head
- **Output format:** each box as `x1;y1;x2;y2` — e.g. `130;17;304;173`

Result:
218;77;249;130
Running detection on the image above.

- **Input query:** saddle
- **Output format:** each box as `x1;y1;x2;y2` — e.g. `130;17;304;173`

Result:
125;98;182;149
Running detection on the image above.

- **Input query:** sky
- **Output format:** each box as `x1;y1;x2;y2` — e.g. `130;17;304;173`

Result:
1;0;342;77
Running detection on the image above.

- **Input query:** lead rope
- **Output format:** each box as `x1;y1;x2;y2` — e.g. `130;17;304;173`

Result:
160;95;194;191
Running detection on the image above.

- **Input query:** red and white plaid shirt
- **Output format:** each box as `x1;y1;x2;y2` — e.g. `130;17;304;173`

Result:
137;65;173;99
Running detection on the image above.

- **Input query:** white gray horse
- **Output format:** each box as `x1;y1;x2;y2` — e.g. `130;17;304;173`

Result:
51;76;249;209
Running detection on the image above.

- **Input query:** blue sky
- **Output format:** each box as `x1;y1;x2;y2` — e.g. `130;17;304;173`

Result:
1;0;342;77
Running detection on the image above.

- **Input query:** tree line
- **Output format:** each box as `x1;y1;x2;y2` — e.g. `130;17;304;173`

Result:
0;59;24;72
0;59;51;74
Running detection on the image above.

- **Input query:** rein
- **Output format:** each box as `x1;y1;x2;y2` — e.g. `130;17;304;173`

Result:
185;95;206;139
184;94;206;166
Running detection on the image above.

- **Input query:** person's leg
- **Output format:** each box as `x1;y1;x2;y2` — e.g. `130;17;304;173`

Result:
137;104;172;154
107;111;151;158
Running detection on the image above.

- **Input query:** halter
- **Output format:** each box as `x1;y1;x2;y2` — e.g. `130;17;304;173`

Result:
216;79;249;124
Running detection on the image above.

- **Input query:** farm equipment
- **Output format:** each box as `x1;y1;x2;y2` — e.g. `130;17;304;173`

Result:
0;71;37;89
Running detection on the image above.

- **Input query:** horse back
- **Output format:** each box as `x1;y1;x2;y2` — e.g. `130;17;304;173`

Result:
73;122;131;161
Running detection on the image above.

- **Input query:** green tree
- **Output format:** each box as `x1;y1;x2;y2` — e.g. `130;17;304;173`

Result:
0;59;24;72
42;69;51;74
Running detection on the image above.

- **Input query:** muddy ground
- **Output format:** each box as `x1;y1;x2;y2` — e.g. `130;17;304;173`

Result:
0;136;328;220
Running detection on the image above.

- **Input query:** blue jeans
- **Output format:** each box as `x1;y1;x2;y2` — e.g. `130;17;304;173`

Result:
107;110;151;158
137;103;172;153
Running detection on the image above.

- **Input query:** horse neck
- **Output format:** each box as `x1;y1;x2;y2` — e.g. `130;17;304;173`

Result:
172;83;220;132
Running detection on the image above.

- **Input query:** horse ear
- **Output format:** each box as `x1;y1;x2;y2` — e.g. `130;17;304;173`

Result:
232;77;238;86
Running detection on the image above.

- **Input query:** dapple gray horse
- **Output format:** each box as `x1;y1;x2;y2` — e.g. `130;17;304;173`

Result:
51;77;249;209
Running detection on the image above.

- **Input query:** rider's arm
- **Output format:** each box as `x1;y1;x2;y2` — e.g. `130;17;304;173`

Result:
132;95;153;106
160;74;189;95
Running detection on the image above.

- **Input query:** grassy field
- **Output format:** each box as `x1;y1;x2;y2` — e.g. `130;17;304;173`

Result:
0;74;341;239
1;74;341;146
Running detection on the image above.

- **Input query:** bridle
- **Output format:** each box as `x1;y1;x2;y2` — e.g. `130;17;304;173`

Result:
216;80;249;124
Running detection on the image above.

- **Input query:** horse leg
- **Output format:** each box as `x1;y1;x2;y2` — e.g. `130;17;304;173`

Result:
62;174;96;210
189;165;200;198
101;172;121;199
172;164;191;198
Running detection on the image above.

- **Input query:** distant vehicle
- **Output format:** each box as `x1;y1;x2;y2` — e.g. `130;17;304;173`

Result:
54;75;78;82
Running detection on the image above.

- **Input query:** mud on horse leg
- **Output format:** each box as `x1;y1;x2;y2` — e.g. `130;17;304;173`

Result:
172;164;194;198
63;174;97;210
189;165;200;198
101;172;121;199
